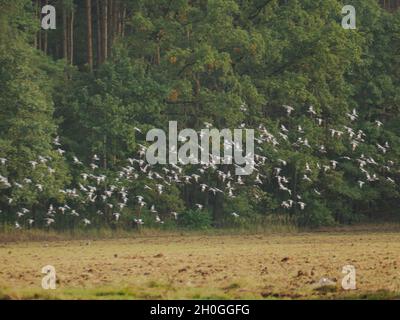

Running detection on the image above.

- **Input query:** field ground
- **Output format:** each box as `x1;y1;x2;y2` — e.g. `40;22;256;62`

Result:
1;230;400;300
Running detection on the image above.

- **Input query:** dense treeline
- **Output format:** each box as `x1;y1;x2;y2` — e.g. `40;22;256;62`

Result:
0;0;400;230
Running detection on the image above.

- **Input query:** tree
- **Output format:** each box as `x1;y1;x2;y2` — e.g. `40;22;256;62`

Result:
0;0;69;226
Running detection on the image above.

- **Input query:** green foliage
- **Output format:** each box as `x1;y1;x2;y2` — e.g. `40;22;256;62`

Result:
0;1;69;219
298;199;335;227
1;0;400;229
178;210;212;230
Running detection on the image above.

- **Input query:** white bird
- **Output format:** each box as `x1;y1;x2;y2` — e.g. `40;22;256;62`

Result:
231;212;239;218
29;161;38;169
308;105;317;116
2;181;11;188
53;136;61;146
134;218;144;225
281;201;291;209
38;155;49;163
113;213;121;221
282;105;294;116
58;206;67;214
73;156;83;165
377;144;387;154
278;159;287;166
156;184;164;195
351;140;359;151
155;215;164;224
171;212;179;219
346;109;358;121
298;202;306;210
47;204;55;214
279;132;288;141
319;145;327;153
203;122;213;129
280;124;289;133
278;183;292;195
70;210;79;217
192;174;200;182
227;188;235;198
45;218;55;226
386;177;395;184
118;203;126;210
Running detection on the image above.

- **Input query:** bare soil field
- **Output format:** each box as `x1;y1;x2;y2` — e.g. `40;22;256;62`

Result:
0;231;400;299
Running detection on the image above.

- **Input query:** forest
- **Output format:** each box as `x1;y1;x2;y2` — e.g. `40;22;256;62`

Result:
1;0;400;230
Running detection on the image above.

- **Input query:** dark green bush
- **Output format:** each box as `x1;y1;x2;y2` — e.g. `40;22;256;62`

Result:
178;210;212;230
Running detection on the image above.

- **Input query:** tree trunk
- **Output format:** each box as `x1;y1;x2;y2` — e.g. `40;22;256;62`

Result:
102;0;108;62
117;1;122;36
96;0;102;65
70;8;74;64
112;0;120;42
43;31;47;53
43;0;48;53
34;0;39;49
86;0;93;71
108;0;114;54
63;5;68;60
121;5;126;37
38;16;42;52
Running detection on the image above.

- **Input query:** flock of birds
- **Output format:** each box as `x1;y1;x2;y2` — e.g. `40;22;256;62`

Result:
0;104;398;229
